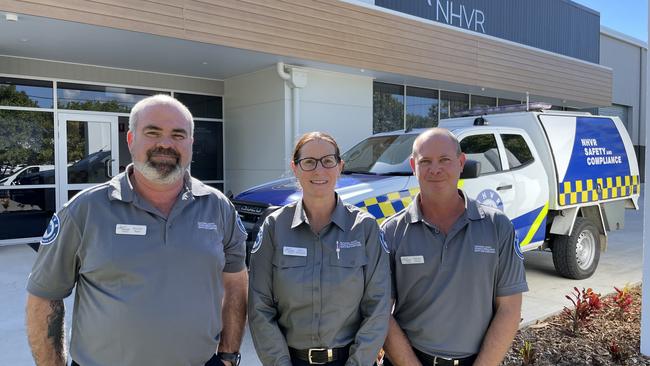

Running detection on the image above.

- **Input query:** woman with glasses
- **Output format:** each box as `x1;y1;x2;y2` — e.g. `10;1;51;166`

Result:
248;132;390;366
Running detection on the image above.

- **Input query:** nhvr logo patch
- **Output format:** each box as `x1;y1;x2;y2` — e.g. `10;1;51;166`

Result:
41;214;60;245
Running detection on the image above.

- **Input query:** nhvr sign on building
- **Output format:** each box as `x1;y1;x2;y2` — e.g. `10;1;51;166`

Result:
375;0;600;63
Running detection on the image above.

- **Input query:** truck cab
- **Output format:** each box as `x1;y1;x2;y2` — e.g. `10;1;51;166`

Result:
233;104;640;279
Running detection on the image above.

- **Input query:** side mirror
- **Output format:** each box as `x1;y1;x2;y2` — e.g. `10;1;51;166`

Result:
460;159;481;179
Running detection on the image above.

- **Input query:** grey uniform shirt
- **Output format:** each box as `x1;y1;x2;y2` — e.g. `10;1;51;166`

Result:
27;166;247;366
248;196;391;366
381;192;528;358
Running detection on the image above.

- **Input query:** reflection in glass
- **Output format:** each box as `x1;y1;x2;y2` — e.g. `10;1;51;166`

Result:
498;98;521;106
440;91;469;119
460;134;502;174
471;95;496;109
192;121;223;181
175;93;222;119
406;86;438;129
58;83;162;112
341;134;417;175
0;77;53;108
67;121;113;184
0;188;55;240
0;110;55;183
373;82;404;134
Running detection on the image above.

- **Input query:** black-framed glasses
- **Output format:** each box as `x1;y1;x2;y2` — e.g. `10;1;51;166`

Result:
294;154;341;171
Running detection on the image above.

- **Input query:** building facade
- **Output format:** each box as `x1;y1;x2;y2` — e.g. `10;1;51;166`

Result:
0;0;646;245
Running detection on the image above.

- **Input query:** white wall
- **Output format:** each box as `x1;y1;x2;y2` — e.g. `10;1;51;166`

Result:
298;68;373;153
224;66;374;195
224;67;288;195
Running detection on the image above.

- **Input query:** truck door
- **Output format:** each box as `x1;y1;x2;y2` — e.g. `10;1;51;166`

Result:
458;133;517;219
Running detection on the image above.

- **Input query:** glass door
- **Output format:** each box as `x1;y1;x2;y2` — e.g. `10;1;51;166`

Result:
57;113;119;207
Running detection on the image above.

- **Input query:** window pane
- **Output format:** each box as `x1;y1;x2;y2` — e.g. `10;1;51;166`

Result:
440;91;469;119
175;93;222;119
502;134;534;169
0;188;55;239
406;86;438;130
0;77;53;108
58;83;162;112
373;82;404;134
498;98;520;106
0;110;55;184
460;134;502;174
191;121;223;181
471;95;496;109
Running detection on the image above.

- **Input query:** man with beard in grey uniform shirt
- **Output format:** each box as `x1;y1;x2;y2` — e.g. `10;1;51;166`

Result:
382;128;528;366
25;94;247;366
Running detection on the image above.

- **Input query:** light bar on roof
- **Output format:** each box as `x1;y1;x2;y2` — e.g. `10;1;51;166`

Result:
454;102;553;117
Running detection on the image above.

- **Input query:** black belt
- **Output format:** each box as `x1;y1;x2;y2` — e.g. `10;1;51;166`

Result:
414;348;477;366
289;345;349;364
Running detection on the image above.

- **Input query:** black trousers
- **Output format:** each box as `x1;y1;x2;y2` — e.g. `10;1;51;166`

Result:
72;354;224;366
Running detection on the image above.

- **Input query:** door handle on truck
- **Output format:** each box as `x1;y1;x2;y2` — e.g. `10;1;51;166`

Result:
496;184;512;191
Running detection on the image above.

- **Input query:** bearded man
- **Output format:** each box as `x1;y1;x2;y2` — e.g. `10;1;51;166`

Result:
25;94;248;366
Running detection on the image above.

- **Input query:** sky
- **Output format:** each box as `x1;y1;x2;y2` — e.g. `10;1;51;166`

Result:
574;0;647;43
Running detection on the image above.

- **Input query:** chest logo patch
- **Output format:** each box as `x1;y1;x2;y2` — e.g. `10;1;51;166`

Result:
337;240;362;249
400;255;424;264
40;213;60;246
116;224;147;236
198;222;218;230
283;246;307;257
474;245;496;254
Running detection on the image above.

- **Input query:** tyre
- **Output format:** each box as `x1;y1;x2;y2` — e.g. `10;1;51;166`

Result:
551;217;601;279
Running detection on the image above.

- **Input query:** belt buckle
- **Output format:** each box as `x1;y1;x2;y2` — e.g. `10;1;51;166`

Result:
308;348;332;365
432;356;458;366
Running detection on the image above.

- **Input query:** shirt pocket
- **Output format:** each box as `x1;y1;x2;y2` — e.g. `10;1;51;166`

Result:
326;249;367;303
272;254;308;305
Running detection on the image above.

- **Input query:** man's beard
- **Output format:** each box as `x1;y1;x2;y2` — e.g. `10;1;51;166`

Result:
133;147;186;185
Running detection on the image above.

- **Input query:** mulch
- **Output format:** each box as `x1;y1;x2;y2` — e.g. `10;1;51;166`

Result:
502;285;650;365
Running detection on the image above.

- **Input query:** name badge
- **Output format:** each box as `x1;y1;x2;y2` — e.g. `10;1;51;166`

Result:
283;246;307;257
400;255;424;265
115;224;147;236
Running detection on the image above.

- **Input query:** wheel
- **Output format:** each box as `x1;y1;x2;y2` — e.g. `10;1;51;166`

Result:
551;217;601;279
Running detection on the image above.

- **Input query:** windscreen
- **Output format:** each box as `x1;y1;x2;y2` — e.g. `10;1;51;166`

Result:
340;134;416;175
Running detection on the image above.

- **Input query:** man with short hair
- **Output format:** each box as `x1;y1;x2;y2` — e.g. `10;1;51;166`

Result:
26;94;247;366
382;128;528;366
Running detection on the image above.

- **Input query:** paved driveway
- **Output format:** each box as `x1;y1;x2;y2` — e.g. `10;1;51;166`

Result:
1;190;644;364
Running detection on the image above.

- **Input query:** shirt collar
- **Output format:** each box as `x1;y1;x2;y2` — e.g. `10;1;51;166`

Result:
291;194;348;230
406;189;484;223
108;164;209;202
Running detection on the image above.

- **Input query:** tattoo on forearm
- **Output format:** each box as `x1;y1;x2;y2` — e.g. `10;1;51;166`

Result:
47;300;65;356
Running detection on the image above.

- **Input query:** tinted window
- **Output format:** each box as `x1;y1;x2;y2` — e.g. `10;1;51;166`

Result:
58;83;161;112
440;91;469;119
373;82;404;133
191;121;223;181
0;188;55;239
175;93;222;119
502;134;534;169
460;134;502;174
0;110;55;184
406;86;438;129
0;77;53;108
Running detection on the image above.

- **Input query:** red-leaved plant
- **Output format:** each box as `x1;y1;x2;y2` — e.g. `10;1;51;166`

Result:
563;287;603;334
611;285;633;320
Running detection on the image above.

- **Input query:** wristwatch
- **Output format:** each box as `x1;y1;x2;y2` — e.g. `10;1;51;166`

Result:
217;352;241;366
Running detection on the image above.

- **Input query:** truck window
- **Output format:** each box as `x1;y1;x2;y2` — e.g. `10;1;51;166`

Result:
501;134;534;169
460;134;502;174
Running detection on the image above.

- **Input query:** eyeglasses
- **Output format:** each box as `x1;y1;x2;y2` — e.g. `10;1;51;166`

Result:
294;154;341;171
